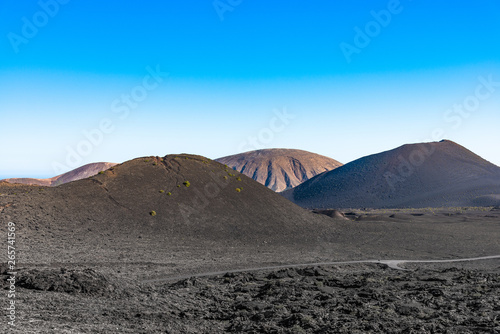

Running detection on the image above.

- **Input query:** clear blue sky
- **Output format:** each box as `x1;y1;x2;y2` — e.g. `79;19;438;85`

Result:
1;0;499;178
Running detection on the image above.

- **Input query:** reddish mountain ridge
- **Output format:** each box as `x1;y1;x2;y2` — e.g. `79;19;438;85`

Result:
2;162;117;187
216;149;342;192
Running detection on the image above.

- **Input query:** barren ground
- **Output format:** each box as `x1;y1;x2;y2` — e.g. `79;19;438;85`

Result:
1;206;499;333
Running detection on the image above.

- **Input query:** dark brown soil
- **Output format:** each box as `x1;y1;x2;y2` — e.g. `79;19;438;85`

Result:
0;154;338;254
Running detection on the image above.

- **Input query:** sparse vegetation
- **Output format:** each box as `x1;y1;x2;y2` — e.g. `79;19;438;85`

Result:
150;211;157;216
183;181;191;187
144;159;150;162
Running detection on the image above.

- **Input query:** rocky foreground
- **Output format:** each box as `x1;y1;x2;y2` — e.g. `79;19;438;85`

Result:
2;264;500;333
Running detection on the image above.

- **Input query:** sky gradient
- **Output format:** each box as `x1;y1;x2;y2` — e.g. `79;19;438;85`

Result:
1;0;499;178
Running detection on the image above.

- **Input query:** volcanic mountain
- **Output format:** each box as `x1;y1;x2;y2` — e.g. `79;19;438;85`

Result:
2;162;117;187
1;155;336;252
283;140;500;209
216;149;342;192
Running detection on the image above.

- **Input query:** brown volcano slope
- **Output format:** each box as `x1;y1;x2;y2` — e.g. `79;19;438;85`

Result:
216;149;342;192
1;155;335;251
283;140;500;209
2;162;117;186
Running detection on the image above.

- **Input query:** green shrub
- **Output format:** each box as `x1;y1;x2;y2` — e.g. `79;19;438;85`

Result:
183;181;191;187
144;159;150;162
223;176;228;180
236;176;242;181
153;162;158;166
177;185;181;188
150;211;157;216
98;171;104;175
159;190;165;193
167;192;172;196
236;188;241;192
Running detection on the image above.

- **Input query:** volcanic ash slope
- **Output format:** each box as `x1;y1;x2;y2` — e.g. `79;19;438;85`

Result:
283;140;500;209
1;155;336;254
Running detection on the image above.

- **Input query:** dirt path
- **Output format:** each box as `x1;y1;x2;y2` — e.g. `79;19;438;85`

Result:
143;255;500;283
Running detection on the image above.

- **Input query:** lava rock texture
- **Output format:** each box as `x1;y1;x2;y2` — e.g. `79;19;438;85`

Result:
4;265;499;333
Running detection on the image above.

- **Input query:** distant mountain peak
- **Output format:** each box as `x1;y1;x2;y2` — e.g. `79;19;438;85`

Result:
216;148;342;192
1;162;117;187
284;141;500;209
